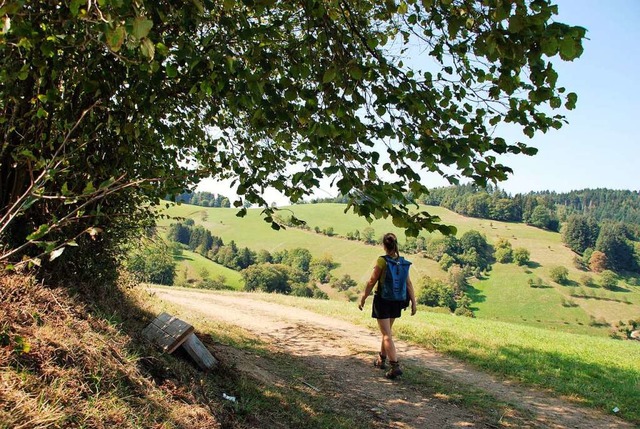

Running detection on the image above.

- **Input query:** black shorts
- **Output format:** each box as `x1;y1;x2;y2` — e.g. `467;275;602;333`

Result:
372;294;404;319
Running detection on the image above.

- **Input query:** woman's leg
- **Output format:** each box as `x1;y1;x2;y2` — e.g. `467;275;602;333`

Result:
379;318;397;356
377;318;397;362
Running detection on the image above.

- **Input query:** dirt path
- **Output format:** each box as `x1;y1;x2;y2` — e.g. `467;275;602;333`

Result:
149;287;633;429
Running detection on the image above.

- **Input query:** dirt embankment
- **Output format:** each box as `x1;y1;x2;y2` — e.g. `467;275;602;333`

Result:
150;287;634;429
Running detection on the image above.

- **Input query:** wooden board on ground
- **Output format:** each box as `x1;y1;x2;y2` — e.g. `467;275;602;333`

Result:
143;312;218;370
142;312;194;353
182;333;218;370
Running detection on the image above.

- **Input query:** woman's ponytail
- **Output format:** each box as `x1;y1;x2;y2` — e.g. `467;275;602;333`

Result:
383;233;399;257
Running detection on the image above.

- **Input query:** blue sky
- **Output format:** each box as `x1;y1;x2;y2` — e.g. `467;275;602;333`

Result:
199;1;640;204
494;0;640;194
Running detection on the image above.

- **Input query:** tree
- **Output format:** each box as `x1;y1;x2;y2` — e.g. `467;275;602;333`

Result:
168;223;191;245
447;265;467;292
0;1;585;274
562;215;599;254
513;247;531;266
242;263;291;294
549;266;569;284
589;250;607;273
426;235;461;261
439;253;456;271
599;270;618;290
417;277;456;311
361;227;377;245
495;247;513;264
126;239;176;286
595;223;638;272
459;230;492;270
311;255;339;284
255;249;273;264
528;205;558;231
332;275;358;292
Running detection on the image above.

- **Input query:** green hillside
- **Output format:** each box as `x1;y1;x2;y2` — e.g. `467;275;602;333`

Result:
158;203;640;337
174;249;244;290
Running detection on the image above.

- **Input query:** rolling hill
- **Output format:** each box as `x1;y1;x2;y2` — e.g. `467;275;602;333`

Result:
157;203;640;337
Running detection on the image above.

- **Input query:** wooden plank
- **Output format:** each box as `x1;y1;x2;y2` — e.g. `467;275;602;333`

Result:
182;333;218;370
143;313;194;353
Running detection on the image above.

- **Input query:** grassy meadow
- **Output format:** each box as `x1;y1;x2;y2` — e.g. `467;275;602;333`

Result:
157;202;640;337
174;249;244;290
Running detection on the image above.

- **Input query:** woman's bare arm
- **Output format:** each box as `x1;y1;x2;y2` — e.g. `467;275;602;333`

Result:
406;275;417;316
358;265;382;310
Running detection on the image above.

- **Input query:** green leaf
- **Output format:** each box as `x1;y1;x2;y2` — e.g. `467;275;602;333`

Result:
70;0;85;16
559;37;577;60
392;216;410;228
322;67;337;84
508;15;526;33
132;17;153;40
397;2;408;14
565;92;578;110
140;38;155;59
26;224;49;241
348;65;363;80
106;26;126;52
61;182;71;196
540;37;558;56
166;64;178;78
82;182;95;194
99;177;115;189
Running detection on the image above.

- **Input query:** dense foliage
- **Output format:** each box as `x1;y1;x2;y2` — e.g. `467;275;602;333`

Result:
173;192;232;208
125;239;178;285
418;185;640;229
0;0;585;276
167;221;336;295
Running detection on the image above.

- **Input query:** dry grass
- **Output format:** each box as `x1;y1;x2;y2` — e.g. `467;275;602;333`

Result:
0;273;221;429
0;272;372;429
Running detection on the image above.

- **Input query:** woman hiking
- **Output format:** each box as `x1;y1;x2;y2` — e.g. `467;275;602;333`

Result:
358;232;417;379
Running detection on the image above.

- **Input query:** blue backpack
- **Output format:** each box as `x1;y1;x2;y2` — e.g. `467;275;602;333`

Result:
380;255;411;301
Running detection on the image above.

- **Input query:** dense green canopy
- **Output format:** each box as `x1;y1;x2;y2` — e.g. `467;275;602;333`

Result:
0;0;584;266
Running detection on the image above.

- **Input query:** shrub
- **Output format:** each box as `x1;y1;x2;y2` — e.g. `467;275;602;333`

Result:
291;284;314;297
599;270;618;290
199;276;232;290
549;266;569;284
332;274;357;291
454;294;474;317
528;277;546;288
495;247;513;263
417;277;456;311
439;253;456;271
447;265;467;292
573;255;587;271
589;250;607;273
579;274;595;287
312;288;329;300
513;247;530;266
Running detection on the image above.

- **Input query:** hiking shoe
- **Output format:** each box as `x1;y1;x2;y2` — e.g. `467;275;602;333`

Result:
385;361;403;379
374;353;387;370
